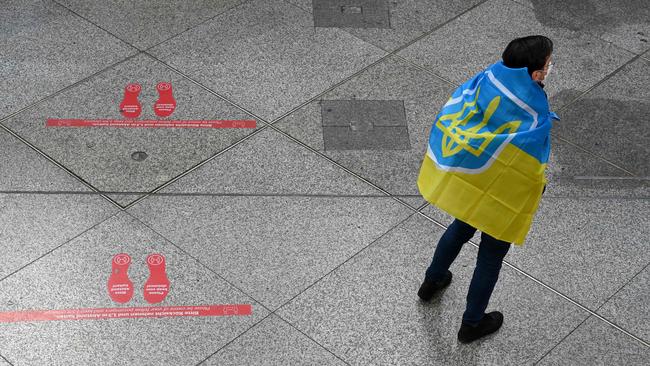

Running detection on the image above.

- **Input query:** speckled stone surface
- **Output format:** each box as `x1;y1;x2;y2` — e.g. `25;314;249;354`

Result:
129;193;414;310
156;127;380;196
0;128;88;193
544;135;650;198
148;0;387;121
598;265;650;342
204;314;346;365
57;0;244;49
313;0;391;29
0;0;136;120
0;129;117;280
507;197;649;310
2;0;648;363
276;213;588;365
397;0;635;110
274;55;454;200
420;205;482;244
554;58;650;177
3;53;262;207
513;0;650;54
537;316;650;366
287;0;485;52
0;213;268;366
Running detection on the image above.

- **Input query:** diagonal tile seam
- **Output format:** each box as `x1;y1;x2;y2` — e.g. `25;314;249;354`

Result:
532;315;592;365
124;212;352;366
272;210;418;314
533;261;650;363
0;211;120;284
140;0;255;53
388;56;639;179
0;353;13;366
0;51;145;211
265;212;420;363
552;135;637;177
195;313;351;366
267;0;488;126
506;0;650;57
280;0;489;71
49;0;137;50
193;312;276;366
120;123;271;210
123;212;275;315
415;209;650;349
125;54;423;213
0;124;122;211
555;52;645;116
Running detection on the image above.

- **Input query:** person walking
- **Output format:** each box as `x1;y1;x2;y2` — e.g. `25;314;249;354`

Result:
416;35;559;344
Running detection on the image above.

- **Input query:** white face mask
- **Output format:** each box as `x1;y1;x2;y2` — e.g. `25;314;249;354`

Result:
545;62;554;79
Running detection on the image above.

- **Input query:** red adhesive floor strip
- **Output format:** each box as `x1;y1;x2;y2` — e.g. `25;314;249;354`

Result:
0;304;252;323
46;119;256;128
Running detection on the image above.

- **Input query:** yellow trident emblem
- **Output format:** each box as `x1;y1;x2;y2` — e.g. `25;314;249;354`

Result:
436;87;521;158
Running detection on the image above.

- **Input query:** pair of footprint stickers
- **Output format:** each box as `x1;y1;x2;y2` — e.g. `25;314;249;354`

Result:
120;82;176;119
107;253;170;304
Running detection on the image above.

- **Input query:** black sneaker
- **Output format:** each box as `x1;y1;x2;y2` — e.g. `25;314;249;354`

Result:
417;270;452;301
457;311;504;343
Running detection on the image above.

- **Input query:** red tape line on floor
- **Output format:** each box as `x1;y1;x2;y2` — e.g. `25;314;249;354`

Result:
46;119;257;128
0;304;251;323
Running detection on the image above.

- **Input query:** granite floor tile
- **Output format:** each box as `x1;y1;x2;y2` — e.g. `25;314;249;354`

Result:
286;0;485;52
3;53;262;207
204;314;346;365
149;0;387;121
514;0;650;54
506;197;649;310
398;0;635;110
544;135;649;198
553;57;650;177
597;263;650;343
0;213;268;366
274;55;454;199
128;128;414;310
57;0;244;49
0;0;136;120
276;213;588;365
536;316;650;366
0;129;117;280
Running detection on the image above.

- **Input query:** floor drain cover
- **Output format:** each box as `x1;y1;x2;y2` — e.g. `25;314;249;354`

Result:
313;0;391;29
321;100;410;150
131;151;148;161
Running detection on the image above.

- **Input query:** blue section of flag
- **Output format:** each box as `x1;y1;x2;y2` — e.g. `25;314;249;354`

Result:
428;61;554;171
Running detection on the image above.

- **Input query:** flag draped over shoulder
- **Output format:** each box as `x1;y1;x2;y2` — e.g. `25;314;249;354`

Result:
417;61;558;245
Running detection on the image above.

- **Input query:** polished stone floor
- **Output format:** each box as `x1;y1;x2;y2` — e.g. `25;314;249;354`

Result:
1;0;648;365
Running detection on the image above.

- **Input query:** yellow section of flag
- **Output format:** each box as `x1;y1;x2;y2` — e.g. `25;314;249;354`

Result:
417;143;546;245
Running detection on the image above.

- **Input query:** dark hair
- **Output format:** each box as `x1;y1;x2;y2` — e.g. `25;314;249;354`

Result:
502;36;553;76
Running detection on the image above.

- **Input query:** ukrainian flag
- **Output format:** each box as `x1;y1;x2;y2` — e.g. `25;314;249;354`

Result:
418;61;559;245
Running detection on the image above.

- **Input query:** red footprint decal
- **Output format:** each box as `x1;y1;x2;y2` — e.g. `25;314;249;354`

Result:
153;82;176;118
143;254;170;304
119;83;142;118
107;253;134;304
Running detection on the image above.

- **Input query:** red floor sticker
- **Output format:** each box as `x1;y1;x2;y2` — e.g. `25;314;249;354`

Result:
119;83;142;118
107;253;134;304
0;304;252;323
154;82;176;117
46;119;256;128
144;254;170;304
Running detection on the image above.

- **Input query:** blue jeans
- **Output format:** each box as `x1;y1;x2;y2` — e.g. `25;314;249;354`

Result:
425;219;511;326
